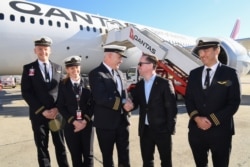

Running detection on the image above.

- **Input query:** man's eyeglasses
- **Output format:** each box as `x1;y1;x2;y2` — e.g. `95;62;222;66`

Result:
138;62;152;66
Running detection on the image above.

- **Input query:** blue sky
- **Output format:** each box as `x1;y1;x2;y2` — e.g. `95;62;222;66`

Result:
28;0;250;39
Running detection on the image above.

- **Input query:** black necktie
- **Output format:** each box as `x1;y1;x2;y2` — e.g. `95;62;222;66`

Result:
111;69;117;85
111;70;122;95
111;69;114;76
204;68;211;89
73;83;79;93
43;63;50;83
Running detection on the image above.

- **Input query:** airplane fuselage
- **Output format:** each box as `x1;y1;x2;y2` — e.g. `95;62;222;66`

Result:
0;0;143;74
1;0;250;77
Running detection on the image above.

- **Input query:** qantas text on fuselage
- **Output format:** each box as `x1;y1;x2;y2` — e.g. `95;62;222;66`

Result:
10;1;125;28
9;1;157;55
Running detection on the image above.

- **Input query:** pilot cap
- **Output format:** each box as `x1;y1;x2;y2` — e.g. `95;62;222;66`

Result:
64;55;81;67
103;45;127;58
193;37;220;54
34;36;52;46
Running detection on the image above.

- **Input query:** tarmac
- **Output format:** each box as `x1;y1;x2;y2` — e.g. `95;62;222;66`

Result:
0;75;249;167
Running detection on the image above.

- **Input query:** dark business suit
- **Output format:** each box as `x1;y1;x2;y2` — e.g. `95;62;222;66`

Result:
131;76;177;167
88;63;130;167
185;64;241;167
57;77;94;167
21;60;69;167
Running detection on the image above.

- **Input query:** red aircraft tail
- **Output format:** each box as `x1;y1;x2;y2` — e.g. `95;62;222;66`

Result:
230;19;240;39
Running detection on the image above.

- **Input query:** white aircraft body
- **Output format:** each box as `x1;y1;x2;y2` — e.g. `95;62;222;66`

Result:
1;0;250;77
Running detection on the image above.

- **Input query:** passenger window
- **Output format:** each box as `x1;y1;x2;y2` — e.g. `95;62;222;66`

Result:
39;19;44;25
48;20;53;26
65;22;69;28
30;17;35;24
80;25;83;30
57;21;61;27
0;13;4;20
20;16;25;23
86;26;90;31
10;14;15;21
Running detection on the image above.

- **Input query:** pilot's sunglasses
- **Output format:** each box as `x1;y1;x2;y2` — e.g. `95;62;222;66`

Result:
138;62;152;66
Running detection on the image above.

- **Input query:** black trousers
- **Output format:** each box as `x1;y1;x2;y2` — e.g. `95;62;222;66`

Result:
188;128;232;167
95;117;130;167
31;119;69;167
64;121;94;167
140;125;172;167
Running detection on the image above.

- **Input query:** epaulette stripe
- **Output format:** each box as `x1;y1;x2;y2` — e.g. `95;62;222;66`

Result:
210;113;220;126
84;114;91;122
68;116;74;124
112;97;120;110
189;110;198;118
35;106;45;114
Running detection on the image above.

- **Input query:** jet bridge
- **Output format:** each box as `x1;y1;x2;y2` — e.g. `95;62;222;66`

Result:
103;24;202;96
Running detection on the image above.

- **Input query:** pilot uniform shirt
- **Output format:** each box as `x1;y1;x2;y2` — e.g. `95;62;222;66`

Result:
38;60;52;82
202;62;219;89
71;79;81;87
103;62;123;96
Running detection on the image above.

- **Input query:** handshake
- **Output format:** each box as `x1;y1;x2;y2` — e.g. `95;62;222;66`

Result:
123;98;134;112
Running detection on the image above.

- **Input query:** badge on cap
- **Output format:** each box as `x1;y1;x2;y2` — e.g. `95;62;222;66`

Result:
34;36;52;46
103;44;127;58
192;37;221;54
64;55;81;67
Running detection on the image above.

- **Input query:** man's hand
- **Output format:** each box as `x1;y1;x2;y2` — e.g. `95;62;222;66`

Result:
73;120;87;132
194;116;212;130
42;108;58;119
49;108;59;118
123;98;134;112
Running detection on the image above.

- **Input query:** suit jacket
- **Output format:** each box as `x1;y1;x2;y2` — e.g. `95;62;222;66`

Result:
57;77;93;124
185;64;241;135
21;60;63;120
88;63;130;129
131;76;177;136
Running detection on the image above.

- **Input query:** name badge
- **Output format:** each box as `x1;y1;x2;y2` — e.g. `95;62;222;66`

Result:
29;68;35;76
76;109;82;120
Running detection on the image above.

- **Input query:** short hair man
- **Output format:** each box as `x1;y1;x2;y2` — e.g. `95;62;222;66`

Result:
21;36;69;167
88;45;131;167
185;37;241;167
129;53;177;167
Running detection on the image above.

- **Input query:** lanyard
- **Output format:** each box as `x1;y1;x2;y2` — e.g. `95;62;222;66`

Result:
72;83;82;109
